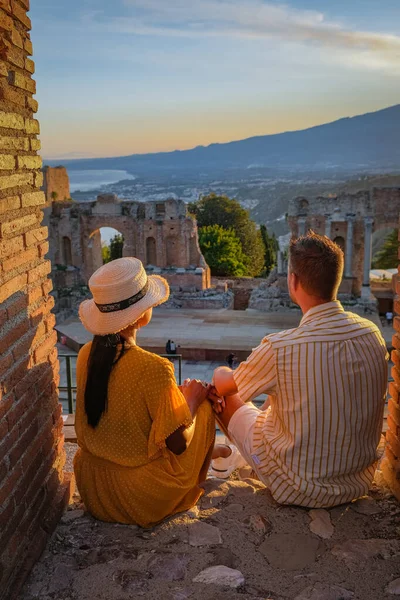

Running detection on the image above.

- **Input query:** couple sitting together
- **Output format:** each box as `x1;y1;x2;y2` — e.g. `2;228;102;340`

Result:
74;232;388;528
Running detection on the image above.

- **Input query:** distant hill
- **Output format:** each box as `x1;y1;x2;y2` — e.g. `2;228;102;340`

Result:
48;104;400;174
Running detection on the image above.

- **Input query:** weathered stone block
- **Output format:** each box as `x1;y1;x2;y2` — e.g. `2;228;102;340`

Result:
0;154;15;169
9;70;36;93
0;60;7;76
24;37;33;55
10;26;23;49
21;191;45;207
0;109;24;129
0;7;13;31
0;172;33;190
1;212;37;236
17;155;42;170
24;118;39;134
26;96;38;112
25;57;34;74
11;0;31;29
30;138;40;151
0;136;29;151
0;194;19;213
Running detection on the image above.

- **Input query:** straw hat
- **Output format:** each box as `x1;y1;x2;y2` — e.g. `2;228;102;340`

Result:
79;257;169;336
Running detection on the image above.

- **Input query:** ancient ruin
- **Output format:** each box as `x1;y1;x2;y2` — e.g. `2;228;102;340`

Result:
0;3;400;598
287;188;400;298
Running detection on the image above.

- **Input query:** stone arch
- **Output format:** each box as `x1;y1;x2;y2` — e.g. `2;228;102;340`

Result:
62;236;72;265
146;237;157;265
166;236;180;266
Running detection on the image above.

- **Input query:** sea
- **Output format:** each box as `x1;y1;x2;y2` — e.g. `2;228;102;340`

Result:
68;169;136;193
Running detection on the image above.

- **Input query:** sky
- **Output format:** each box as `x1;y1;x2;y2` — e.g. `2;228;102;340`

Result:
30;0;400;159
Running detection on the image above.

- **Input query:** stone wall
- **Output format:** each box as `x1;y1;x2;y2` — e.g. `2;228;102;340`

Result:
0;3;70;598
382;227;400;501
42;166;70;204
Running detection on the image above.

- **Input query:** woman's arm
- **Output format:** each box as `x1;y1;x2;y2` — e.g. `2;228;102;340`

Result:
166;380;210;455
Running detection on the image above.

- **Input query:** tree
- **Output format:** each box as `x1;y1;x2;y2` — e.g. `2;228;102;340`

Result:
102;234;124;265
260;225;279;276
50;191;58;202
372;229;398;269
191;194;264;276
102;245;111;264
198;225;247;277
109;234;124;261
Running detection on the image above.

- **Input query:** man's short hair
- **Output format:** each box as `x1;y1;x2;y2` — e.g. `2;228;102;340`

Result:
289;231;344;300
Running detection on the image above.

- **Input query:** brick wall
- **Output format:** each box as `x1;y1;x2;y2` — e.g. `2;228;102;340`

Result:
382;228;400;500
0;2;71;598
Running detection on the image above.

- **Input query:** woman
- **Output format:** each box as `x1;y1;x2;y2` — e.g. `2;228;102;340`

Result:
74;257;216;528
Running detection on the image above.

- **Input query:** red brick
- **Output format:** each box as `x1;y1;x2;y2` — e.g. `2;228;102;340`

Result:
388;414;399;438
0;41;25;68
2;356;30;396
27;282;42;304
387;429;400;460
0;464;23;506
6;292;28;319
41;278;52;295
393;366;400;387
0;195;20;214
24;226;47;247
38;241;49;258
385;445;400;475
0;272;27;303
45;313;56;333
1;213;38;238
28;295;54;321
0;316;29;354
0;352;12;378
0;8;12;31
11;330;34;361
33;333;57;366
13;363;45;398
8;419;38;469
0;392;13;420
24;37;33;56
18;0;30;12
389;397;400;428
27;260;51;284
394;317;400;335
0;306;7;328
392;350;400;370
0;0;11;12
14;451;42;505
0;234;24;259
2;247;37;272
0;498;15;531
6;389;33;432
0;78;26;107
11;1;31;29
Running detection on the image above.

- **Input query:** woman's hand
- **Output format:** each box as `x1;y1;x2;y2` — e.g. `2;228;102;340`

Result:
180;379;211;416
207;386;226;414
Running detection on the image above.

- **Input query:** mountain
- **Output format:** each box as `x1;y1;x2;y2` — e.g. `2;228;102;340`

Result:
47;104;400;174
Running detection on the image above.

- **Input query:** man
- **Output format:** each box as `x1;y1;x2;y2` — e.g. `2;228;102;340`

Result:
212;232;388;508
386;311;393;327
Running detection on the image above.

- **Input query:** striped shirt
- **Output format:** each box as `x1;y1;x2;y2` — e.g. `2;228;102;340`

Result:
234;301;388;508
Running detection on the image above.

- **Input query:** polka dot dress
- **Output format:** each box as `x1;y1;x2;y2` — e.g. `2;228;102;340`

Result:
73;344;215;527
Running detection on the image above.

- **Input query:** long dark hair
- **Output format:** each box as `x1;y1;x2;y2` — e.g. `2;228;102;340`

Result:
84;333;126;428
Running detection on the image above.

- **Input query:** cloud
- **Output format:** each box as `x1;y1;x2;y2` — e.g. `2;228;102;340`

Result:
97;0;400;70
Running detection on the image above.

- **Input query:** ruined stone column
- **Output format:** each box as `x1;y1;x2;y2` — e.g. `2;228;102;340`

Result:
324;216;331;238
361;217;374;297
277;250;284;274
298;217;307;236
344;217;354;278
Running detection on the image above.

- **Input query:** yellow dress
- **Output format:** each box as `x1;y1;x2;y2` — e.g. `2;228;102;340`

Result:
74;343;215;528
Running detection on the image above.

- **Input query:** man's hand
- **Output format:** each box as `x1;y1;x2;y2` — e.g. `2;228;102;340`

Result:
213;366;238;397
207;386;226;414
